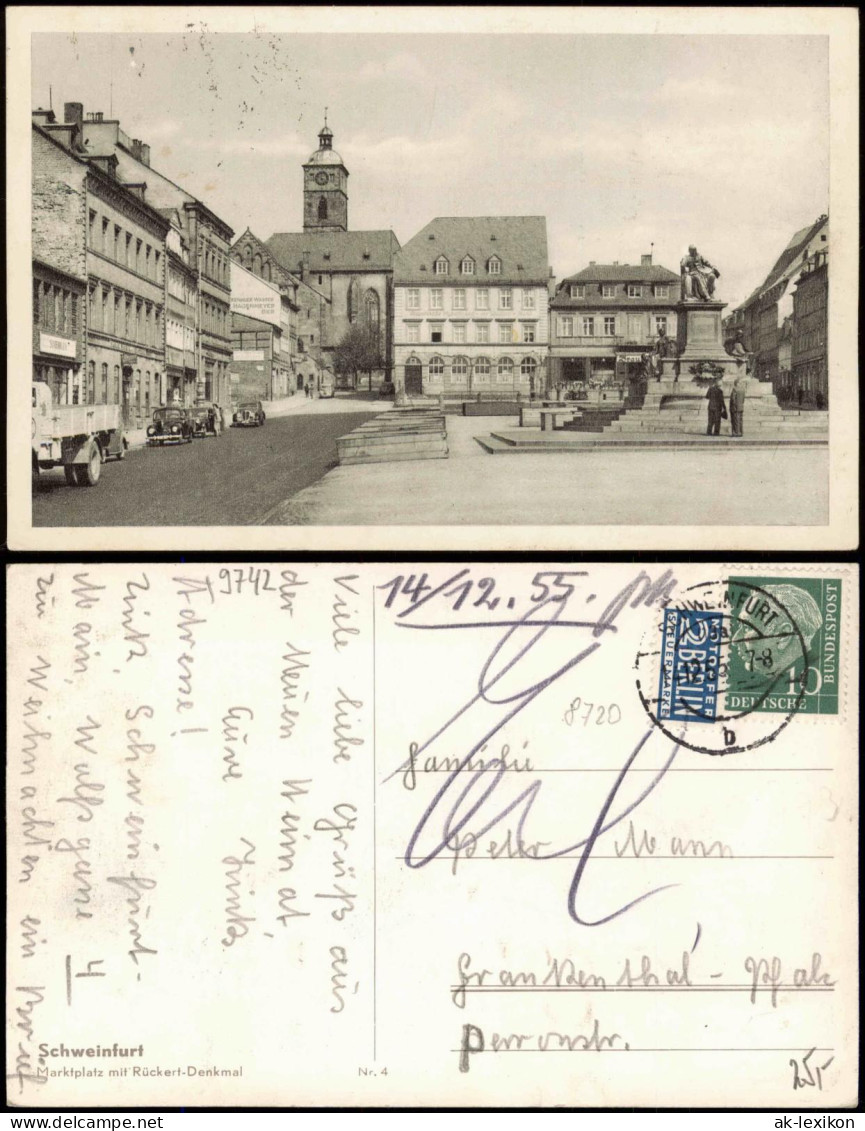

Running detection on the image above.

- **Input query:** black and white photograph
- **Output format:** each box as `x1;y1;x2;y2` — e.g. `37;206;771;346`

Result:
8;7;858;549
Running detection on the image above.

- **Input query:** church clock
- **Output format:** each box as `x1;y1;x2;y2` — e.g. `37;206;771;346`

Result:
302;122;350;233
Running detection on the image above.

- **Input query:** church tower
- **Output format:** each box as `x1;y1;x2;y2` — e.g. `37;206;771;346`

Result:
302;120;349;233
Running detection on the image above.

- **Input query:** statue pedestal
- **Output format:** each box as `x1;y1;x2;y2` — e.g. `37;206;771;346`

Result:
676;300;731;364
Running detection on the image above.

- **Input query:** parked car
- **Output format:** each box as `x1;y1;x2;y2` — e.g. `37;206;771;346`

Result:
232;401;266;427
318;374;335;399
190;403;219;437
379;380;396;398
147;406;194;445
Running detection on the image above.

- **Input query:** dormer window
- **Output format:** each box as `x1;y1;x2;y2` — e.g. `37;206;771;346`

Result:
570;285;585;299
460;257;475;275
487;256;501;275
602;284;616;298
434;256;449;275
627;284;643;298
654;285;669;298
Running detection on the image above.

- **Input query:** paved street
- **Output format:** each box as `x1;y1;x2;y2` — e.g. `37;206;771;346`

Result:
32;396;382;527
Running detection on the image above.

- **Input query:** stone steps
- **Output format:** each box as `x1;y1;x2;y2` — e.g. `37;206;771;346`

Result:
475;430;828;454
337;409;448;465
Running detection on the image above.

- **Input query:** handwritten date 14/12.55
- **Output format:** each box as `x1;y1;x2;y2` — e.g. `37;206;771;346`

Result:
378;570;588;617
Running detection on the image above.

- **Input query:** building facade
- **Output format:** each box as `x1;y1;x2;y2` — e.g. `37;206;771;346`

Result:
724;214;828;398
231;228;331;396
162;210;198;406
32;259;86;405
791;247;829;406
549;256;679;392
392;216;550;398
266;124;398;389
79;106;234;410
32;108;170;427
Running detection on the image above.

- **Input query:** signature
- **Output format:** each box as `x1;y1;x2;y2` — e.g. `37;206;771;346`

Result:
389;570;681;925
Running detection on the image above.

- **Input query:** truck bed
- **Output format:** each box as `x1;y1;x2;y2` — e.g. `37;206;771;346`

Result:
40;403;122;437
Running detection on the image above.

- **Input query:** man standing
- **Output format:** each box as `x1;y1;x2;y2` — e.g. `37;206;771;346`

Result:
706;378;727;436
730;376;747;437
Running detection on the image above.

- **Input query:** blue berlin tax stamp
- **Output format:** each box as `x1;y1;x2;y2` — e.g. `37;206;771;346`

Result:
658;608;723;723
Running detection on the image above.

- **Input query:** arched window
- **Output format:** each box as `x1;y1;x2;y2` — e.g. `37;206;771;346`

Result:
460;257;475;275
406;355;422;368
348;277;360;323
364;288;380;330
474;356;491;381
253;253;263;276
429;355;445;379
497;356;514;382
451;356;469;382
318;197;328;221
520;356;537;380
434;256;449;275
263;261;271;282
244;244;253;267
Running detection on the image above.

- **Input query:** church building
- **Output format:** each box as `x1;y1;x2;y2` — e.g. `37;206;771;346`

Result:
265;122;399;388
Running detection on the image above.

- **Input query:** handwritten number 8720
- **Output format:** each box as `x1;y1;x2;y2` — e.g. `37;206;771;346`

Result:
564;698;622;727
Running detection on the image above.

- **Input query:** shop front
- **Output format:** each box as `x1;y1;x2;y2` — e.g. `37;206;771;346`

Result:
33;331;82;405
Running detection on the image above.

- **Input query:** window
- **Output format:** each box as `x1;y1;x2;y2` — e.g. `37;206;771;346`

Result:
487;257;501;275
434;256;449;275
452;323;466;344
430;288;443;311
154;251;161;282
101;288;110;334
318;197;328;221
582;316;595;336
145;245;152;278
125;297;133;339
429;323;444;344
627;284;642;298
453;289;466;310
365;289;381;330
499;289;513;310
474;356;491;380
126;232;134;269
88;285;99;331
460;257;475;275
115;293;123;337
559;316;574;337
113;365;120;403
406;288;420;310
497;356;514;382
101;217;110;253
476;288;489;310
451;356;469;382
499;323;514;344
522;289;535;309
405;322;420;343
429;355;445;379
88;210;97;247
602;284;616;298
475;322;490;344
100;363;108;403
604;316;617;335
521;356;537;381
654;285;669;299
114;225;122;261
570;284;585;299
522;323;536;343
136;239;143;273
87;360;96;404
655;316;668;335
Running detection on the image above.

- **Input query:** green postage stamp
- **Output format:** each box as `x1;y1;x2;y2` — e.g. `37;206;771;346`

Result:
724;576;842;715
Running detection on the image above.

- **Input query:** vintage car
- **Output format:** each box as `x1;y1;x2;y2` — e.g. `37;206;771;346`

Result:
146;406;194;445
318;374;335;399
190;403;220;437
232;401;266;428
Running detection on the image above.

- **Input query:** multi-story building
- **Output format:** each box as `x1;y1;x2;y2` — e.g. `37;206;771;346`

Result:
160;209;198;406
392;216;550;398
32;106;170;426
78;106;234;410
32;259;86;405
265;123;398;389
724;214;828;397
230;228;330;396
229;259;294;402
549;255;679;392
791;246;829;406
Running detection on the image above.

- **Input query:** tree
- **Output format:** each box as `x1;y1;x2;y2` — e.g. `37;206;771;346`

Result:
333;324;383;391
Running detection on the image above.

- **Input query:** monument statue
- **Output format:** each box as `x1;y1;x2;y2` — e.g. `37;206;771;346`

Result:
646;327;677;379
725;329;754;374
681;245;721;302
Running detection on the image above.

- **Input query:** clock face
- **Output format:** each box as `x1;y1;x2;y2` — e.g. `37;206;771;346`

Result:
315;172;329;186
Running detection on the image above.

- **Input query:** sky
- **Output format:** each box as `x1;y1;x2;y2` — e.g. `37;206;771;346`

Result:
32;31;829;309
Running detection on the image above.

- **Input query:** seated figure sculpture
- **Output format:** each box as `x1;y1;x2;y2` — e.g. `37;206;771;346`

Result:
681;245;721;301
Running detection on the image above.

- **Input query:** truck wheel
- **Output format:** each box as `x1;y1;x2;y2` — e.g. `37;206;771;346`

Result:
75;441;102;486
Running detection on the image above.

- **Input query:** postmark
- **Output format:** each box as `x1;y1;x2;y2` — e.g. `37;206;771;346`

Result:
634;576;831;756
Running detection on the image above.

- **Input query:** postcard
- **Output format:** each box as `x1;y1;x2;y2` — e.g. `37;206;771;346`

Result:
7;5;860;551
6;562;858;1107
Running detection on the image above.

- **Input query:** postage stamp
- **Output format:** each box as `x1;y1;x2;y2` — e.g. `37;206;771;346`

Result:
635;574;844;756
724;575;841;716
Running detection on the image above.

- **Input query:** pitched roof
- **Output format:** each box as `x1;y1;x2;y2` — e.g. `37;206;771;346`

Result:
266;229;399;273
738;215;828;310
394;216;549;283
561;263;679;284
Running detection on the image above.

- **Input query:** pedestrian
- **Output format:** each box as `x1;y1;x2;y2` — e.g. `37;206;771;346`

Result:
705;377;727;436
730;376;746;437
305;382;311;399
